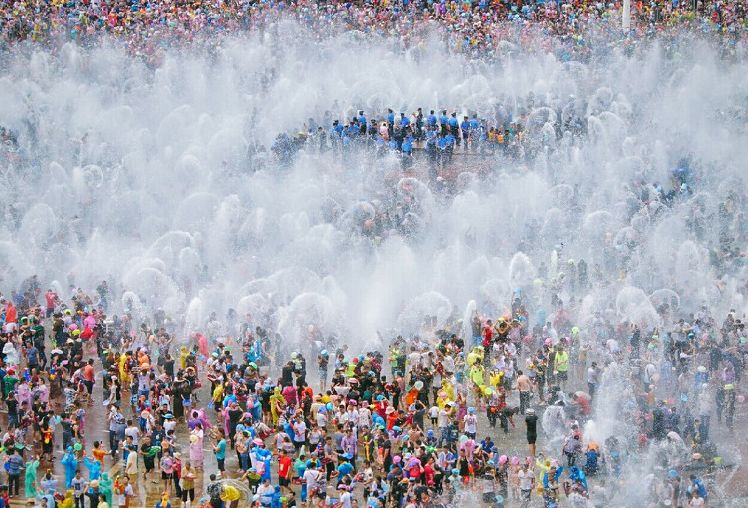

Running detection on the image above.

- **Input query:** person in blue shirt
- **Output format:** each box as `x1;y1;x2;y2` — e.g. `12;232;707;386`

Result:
584;446;599;476
400;113;410;130
402;135;413;154
6;449;24;496
427;110;438;128
469;114;480;130
401;136;414;169
347;122;358;139
460;116;471;148
25;345;39;370
444;132;456;162
387;109;395;138
439;110;449;135
425;128;437;148
447;113;460;145
480;436;494;453
329;121;340;153
688;474;708;501
335;454;354;485
341;132;351;160
358;111;367;135
436;134;448;152
213;434;227;476
387;108;395;125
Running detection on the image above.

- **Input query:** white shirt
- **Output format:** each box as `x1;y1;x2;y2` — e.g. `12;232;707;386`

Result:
518;469;533;490
163;420;177;433
463;414;477;434
257;484;274;504
644;363;656;384
316;412;328;428
442;356;455;373
293;421;307;442
125;426;140;445
341;409;359;425
339;491;352;508
303;469;320;490
357;407;371;427
437;409;450;428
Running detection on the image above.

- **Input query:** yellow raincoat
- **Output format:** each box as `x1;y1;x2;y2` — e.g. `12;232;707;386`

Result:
469;364;485;387
269;387;285;425
179;346;190;370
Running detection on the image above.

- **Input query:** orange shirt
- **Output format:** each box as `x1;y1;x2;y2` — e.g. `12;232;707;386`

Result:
83;364;95;382
92;448;106;463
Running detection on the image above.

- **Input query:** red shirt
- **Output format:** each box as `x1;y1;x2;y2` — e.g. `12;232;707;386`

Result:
423;464;435;486
45;291;57;309
278;455;292;479
5;304;16;324
83;364;95;382
482;325;493;347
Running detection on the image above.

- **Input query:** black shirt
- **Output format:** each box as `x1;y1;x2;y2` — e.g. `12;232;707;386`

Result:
281;365;293;387
164;359;175;377
525;415;538;435
228;407;243;426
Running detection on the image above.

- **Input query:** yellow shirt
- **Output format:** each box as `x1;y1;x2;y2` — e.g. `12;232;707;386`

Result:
555;351;569;372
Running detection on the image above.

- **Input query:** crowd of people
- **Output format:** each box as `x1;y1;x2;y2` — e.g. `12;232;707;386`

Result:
0;2;746;508
1;0;745;58
0;259;741;508
272;103;569;174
